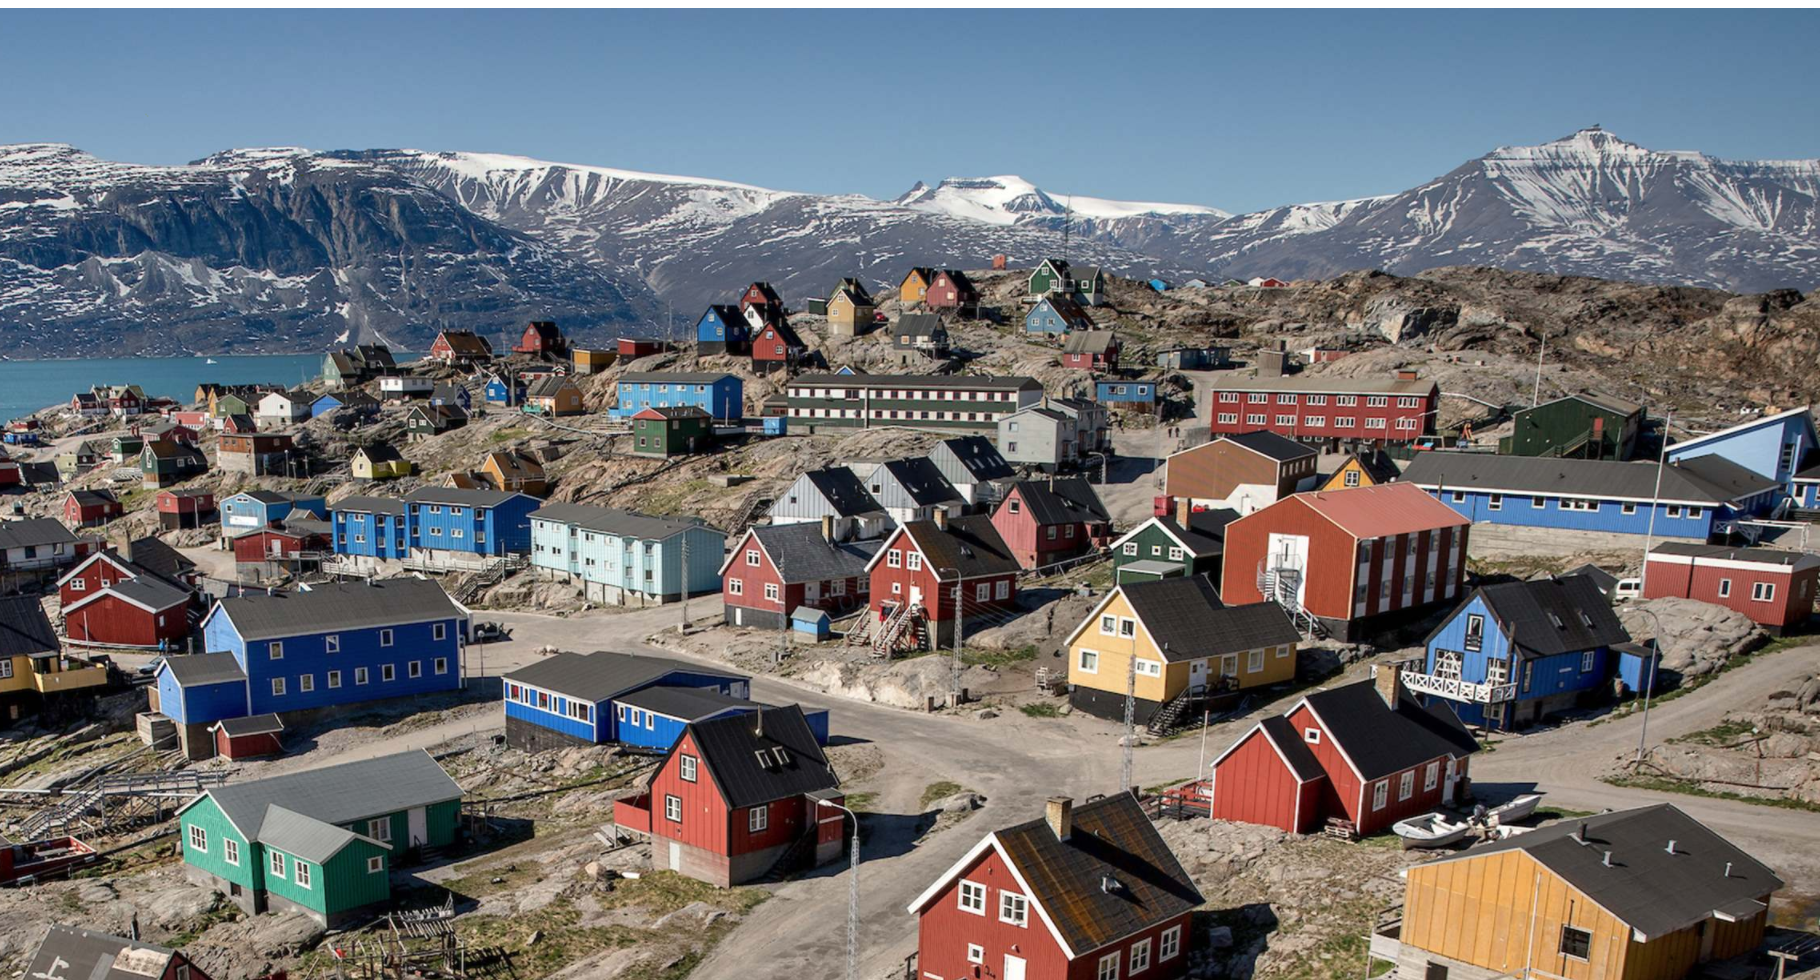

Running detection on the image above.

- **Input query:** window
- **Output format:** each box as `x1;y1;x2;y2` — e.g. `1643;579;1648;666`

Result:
270;851;286;879
1371;780;1389;811
765;582;780;601
1488;493;1503;511
1424;761;1440;791
382;664;396;682
1622;502;1637;515
1559;926;1592;960
1304;727;1321;744
1277;393;1296;405
1717;578;1732;598
325;635;340;654
1119;618;1135;638
1451;491;1466;503
1463;614;1484;653
1753;581;1777;602
1097;951;1121;980
746;549;761;566
680;755;697;782
434;658;448;675
1130;937;1152;974
187;825;207;853
295;861;312;889
433;623;447;641
906;552;923;571
409;661;423;679
271;677;286;697
998;892;1028;927
958;880;987;915
380;628;394;647
1276;414;1296;426
356;667;369;685
887;550;902;568
1305;416;1326;427
1366;396;1389;407
1343;469;1360;487
1168;547;1184;561
366;817;391;842
1246;414;1267;425
1666;505;1682;518
1161;925;1182;960
967;944;984;965
328;670;342;689
69;578;85;592
1248;393;1267;404
1135;659;1161;678
269;641;283;660
368;856;384;874
299;674;314;693
1399;770;1415;801
748;804;769;834
976;582;990;601
728;578;743;596
664;795;682;822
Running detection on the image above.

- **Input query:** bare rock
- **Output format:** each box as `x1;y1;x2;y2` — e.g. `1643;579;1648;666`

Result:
142;882;220;927
1617;598;1761;677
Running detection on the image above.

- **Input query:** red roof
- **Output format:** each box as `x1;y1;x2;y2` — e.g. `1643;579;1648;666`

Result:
1292;482;1468;539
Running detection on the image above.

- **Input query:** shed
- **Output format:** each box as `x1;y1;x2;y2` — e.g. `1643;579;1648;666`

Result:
790;606;832;640
211;713;284;760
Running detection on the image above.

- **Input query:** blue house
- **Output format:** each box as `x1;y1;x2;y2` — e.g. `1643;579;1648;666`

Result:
610;372;743;421
177;579;468;727
790;606;831;640
501;651;749;751
221;491;328;534
1095;380;1157;410
1411;574;1632;730
696;305;751;355
1147;278;1170;292
1663;406;1817;498
430;384;471;410
1024;296;1095;335
330;496;410;564
483;373;525;406
403;487;540;564
1400;453;1781;540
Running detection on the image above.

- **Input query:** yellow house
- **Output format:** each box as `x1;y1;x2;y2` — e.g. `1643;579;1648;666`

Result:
351;444;410;481
572;348;619;375
1319;449;1400;492
898;267;935;306
1380;804;1779;980
1062;576;1299;728
827;286;875;337
0;596;108;725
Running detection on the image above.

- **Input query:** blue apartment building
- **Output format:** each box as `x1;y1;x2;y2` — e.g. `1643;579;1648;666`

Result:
610;372;743;421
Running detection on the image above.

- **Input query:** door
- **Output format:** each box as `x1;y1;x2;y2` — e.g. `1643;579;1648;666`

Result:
1443;758;1459;804
668;841;682;872
408;806;428;848
805;582;821;603
1265;532;1311;607
1189;658;1208;693
269;540;284;557
1003;955;1026;980
909;584;923;608
734;607;744;627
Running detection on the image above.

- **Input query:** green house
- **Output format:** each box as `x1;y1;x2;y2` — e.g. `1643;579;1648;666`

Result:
1498;391;1643;460
177;751;462;927
1027;258;1106;306
1109;509;1234;586
631;406;713;457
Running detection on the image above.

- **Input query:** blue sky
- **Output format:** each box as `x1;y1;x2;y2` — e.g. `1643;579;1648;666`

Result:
3;9;1815;214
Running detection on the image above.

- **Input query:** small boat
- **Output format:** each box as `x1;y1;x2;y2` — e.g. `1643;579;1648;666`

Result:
1393;812;1473;850
205;358;218;364
1484;793;1543;827
1490;824;1533;840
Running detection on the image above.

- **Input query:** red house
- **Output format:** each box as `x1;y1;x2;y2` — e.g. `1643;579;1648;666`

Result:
429;329;494;366
0;456;19;488
739;282;785;321
719;522;876;630
157;488;216;530
231;522;330;567
1644;543;1820;635
618;337;667;359
610;705;844;887
751;319;807;374
1221;482;1469;639
512;320;566;356
63;490;122;528
1060;331;1120;371
925;269;979;312
170;410;210;429
1209;666;1478;837
864;514;1021;651
210;714;284;760
58;549;193;648
908;794;1203;980
1205;371;1439;448
990;477;1112;570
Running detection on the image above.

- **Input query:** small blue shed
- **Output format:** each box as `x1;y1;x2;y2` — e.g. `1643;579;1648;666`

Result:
1148;278;1169;292
790;606;832;640
1613;640;1662;696
762;416;788;436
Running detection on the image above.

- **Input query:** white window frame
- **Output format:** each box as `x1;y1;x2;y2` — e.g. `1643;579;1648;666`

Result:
271;677;286;697
187;825;207;853
380;628;394;647
328;670;342;689
1753;581;1776;602
269;641;283;660
748;804;769;834
409;660;422;679
680;755;697;782
433;622;447;641
1247;648;1264;673
295;860;312;889
223;837;239;865
325;635;339;654
664;794;682;822
382;664;396;682
355;667;369;685
1371;780;1389;811
1097;951;1121;980
1399;770;1415;801
1130;937;1152;974
958;880;987;915
1161;924;1182;960
435;657;448;674
998;891;1028;927
368;856;384;874
1718;578;1732;598
1078;649;1099;674
967;944;984;965
269;850;286;879
299;673;314;693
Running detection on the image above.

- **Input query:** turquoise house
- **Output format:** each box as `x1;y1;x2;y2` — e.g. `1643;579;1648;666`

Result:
528;502;726;605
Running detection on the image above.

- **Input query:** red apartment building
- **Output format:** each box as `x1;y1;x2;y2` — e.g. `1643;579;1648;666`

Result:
1206;371;1439;448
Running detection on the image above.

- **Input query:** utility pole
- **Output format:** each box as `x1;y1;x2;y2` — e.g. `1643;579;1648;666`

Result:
1120;647;1137;793
950;573;964;707
1532;333;1546;407
1638;408;1673;596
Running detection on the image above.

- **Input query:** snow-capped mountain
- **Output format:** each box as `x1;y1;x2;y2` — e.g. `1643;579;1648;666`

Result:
1162;129;1820;291
1;129;1816;357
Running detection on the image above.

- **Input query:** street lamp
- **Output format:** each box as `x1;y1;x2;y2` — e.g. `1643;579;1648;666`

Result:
1627;606;1665;767
816;798;860;980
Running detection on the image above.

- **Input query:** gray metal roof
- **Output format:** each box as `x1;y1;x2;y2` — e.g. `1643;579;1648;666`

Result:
616;685;756;722
531;502;713;542
404;486;530;509
0;518;78;551
931;436;1014;482
201;749;460;841
161;652;247;687
257;804;369;862
747;523;879;584
0;596;57;659
504;651;745;704
1400;453;1777;505
211;579;463;641
332;495;407;516
873;458;963;507
1651;541;1820;571
103;574;192;612
27;925;182;980
215;713;283;737
1420;804;1781;940
1060;330;1116;354
789;373;1040;392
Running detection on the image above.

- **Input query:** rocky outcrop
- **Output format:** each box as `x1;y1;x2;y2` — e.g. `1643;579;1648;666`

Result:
1615;598;1763;678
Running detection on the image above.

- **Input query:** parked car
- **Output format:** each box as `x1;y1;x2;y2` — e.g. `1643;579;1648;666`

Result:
1613;577;1643;602
471;621;511;643
137;655;165;677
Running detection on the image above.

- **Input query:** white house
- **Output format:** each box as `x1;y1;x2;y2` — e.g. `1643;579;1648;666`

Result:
255;389;312;427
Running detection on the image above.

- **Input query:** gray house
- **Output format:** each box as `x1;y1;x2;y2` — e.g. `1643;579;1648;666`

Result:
928;436;1016;508
1051;397;1111;458
998;406;1075;471
893;313;951;357
859;458;964;526
770;467;890;541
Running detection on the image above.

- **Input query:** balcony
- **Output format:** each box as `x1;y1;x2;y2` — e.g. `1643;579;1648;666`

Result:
1399;670;1516;704
611;793;652;841
33;659;111;694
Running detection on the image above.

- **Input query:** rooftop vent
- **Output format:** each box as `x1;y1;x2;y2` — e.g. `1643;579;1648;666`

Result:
1101;873;1126;895
1665;839;1678;856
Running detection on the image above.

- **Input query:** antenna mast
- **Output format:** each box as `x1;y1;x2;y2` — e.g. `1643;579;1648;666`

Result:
1063;194;1073;265
1120;647;1136;793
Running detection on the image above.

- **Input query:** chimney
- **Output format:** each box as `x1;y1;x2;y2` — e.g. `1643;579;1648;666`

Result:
1396;369;1420;382
933;508;949;531
1176;496;1193;526
753;705;763;738
1665;839;1677;856
1045;797;1073;842
1602;850;1613;868
1572;822;1587;844
820;514;835;543
1373;662;1401;710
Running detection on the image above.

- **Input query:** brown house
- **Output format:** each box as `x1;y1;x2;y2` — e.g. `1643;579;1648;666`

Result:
479;450;548;496
1163;431;1319;514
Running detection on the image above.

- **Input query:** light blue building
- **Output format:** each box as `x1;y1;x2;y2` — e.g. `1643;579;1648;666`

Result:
403;487;540;566
695;305;750;355
501;650;750;751
529;502;726;605
1663;406;1817;498
329;496;410;566
1409;575;1634;730
220;491;327;534
610;372;743;421
1094;380;1157;409
1400;453;1780;539
172;579;468;726
1023;296;1095;335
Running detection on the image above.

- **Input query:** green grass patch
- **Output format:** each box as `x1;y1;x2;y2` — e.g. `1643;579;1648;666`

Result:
843;791;879;813
1019;702;1062;718
1670;718;1760;746
1603;773;1820;813
920;781;966;810
488;427;529;444
962;644;1038;668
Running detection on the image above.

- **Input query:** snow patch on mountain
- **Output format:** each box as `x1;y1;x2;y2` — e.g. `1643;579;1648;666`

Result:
896;174;1228;225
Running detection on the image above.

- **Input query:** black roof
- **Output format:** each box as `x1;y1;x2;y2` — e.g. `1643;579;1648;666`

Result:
161;651;247;687
1007;477;1110;526
357;443;404;463
1223;430;1317;463
1464;575;1632;659
619;371;738;384
0;596;57;658
875;458;963;507
894;313;949;338
683;704;837;809
704;303;744;327
1650;541;1820;572
27;925;186;980
0;518;78;551
125;537;195;587
747;524;879;584
801;467;885;517
1424;804;1781;940
69;489;118;507
210;578;463;640
1301;677;1478;780
505;651;745;704
1562;564;1620;597
1257;715;1325;782
933;436;1014;481
1120;577;1299;662
215;713;284;737
991;793;1203;955
897;516;1020;580
1347;449;1402;484
617;685;756;722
